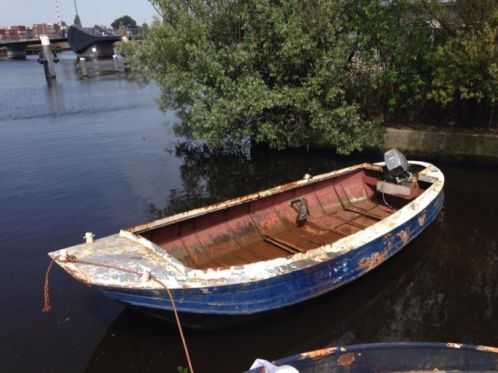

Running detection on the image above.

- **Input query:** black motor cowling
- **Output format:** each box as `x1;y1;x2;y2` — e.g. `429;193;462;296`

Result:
383;148;412;184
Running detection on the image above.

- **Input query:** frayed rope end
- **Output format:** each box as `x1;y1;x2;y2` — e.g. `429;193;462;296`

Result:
42;256;58;314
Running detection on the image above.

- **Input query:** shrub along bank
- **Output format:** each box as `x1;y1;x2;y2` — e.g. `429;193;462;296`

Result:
125;0;498;155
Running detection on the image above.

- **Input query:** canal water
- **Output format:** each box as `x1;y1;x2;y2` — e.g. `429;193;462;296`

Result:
1;52;497;372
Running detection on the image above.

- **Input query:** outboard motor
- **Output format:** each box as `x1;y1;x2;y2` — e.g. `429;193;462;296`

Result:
383;149;412;185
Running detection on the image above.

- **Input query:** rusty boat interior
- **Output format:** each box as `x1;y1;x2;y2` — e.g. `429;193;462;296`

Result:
130;164;431;270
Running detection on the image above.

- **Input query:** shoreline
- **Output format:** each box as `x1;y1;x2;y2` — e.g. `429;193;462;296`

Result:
381;126;498;164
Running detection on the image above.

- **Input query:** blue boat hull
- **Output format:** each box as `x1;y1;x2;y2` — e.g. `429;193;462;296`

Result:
246;342;498;372
100;190;444;316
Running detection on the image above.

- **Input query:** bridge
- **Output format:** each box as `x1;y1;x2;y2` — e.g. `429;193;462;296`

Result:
0;25;122;59
0;37;68;58
1;25;126;80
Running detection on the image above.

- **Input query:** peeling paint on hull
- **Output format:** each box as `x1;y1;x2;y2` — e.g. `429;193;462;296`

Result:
98;190;443;315
49;161;445;317
245;342;498;372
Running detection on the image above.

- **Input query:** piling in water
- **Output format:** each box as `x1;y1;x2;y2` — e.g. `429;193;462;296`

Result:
37;35;57;80
79;57;88;77
113;54;120;72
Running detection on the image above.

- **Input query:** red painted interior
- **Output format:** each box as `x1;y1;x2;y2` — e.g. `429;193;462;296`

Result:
140;168;425;269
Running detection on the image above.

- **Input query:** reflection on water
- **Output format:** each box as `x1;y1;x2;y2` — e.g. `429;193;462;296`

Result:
1;53;497;373
89;150;498;372
147;143;361;219
45;80;64;119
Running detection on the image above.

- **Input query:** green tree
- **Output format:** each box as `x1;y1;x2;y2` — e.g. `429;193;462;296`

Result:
140;23;150;36
130;0;378;154
111;15;138;31
344;0;433;119
428;3;498;127
126;0;498;138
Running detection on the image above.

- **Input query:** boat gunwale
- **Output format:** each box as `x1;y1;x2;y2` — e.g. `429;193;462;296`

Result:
50;161;444;290
120;161;444;285
96;196;443;316
122;162;382;234
252;341;498;371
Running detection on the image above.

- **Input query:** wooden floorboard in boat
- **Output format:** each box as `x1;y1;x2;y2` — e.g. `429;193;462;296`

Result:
312;213;356;229
351;215;379;227
211;250;256;267
244;240;291;260
353;199;378;211
270;229;321;252
160;196;401;269
336;223;362;236
298;228;343;246
367;205;392;218
203;238;271;268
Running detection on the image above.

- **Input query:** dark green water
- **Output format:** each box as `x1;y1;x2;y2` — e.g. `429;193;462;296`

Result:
1;53;497;372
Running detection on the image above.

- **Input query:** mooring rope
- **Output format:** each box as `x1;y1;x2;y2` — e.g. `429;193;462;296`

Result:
149;275;193;373
42;256;194;373
42;255;60;313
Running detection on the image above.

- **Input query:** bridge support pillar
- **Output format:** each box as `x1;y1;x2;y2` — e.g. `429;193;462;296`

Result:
6;44;27;59
79;57;88;77
38;35;57;80
112;54;122;72
78;42;115;60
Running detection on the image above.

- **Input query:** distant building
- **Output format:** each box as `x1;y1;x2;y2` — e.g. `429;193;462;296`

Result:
0;22;69;41
32;23;55;38
112;28;132;37
0;25;29;40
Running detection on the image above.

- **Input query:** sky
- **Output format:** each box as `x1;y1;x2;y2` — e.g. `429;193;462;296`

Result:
0;0;157;28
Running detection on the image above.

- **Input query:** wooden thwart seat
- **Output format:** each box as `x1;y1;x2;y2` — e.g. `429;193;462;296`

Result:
148;166;421;269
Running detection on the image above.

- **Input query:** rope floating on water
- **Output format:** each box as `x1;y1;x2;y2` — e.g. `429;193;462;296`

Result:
42;256;194;372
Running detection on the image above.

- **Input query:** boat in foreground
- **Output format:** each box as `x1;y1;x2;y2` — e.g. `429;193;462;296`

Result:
48;150;444;321
246;342;498;372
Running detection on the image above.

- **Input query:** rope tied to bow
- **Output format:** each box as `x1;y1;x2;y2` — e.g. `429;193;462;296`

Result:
42;255;194;372
43;254;78;312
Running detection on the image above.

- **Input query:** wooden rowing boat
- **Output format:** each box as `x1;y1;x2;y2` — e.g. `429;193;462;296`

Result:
48;155;444;321
246;342;498;372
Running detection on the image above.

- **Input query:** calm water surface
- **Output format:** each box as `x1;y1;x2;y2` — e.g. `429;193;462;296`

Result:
1;53;497;373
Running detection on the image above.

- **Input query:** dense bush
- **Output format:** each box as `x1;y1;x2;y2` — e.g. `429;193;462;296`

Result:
429;3;498;127
343;0;433;118
130;0;382;154
126;0;498;154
